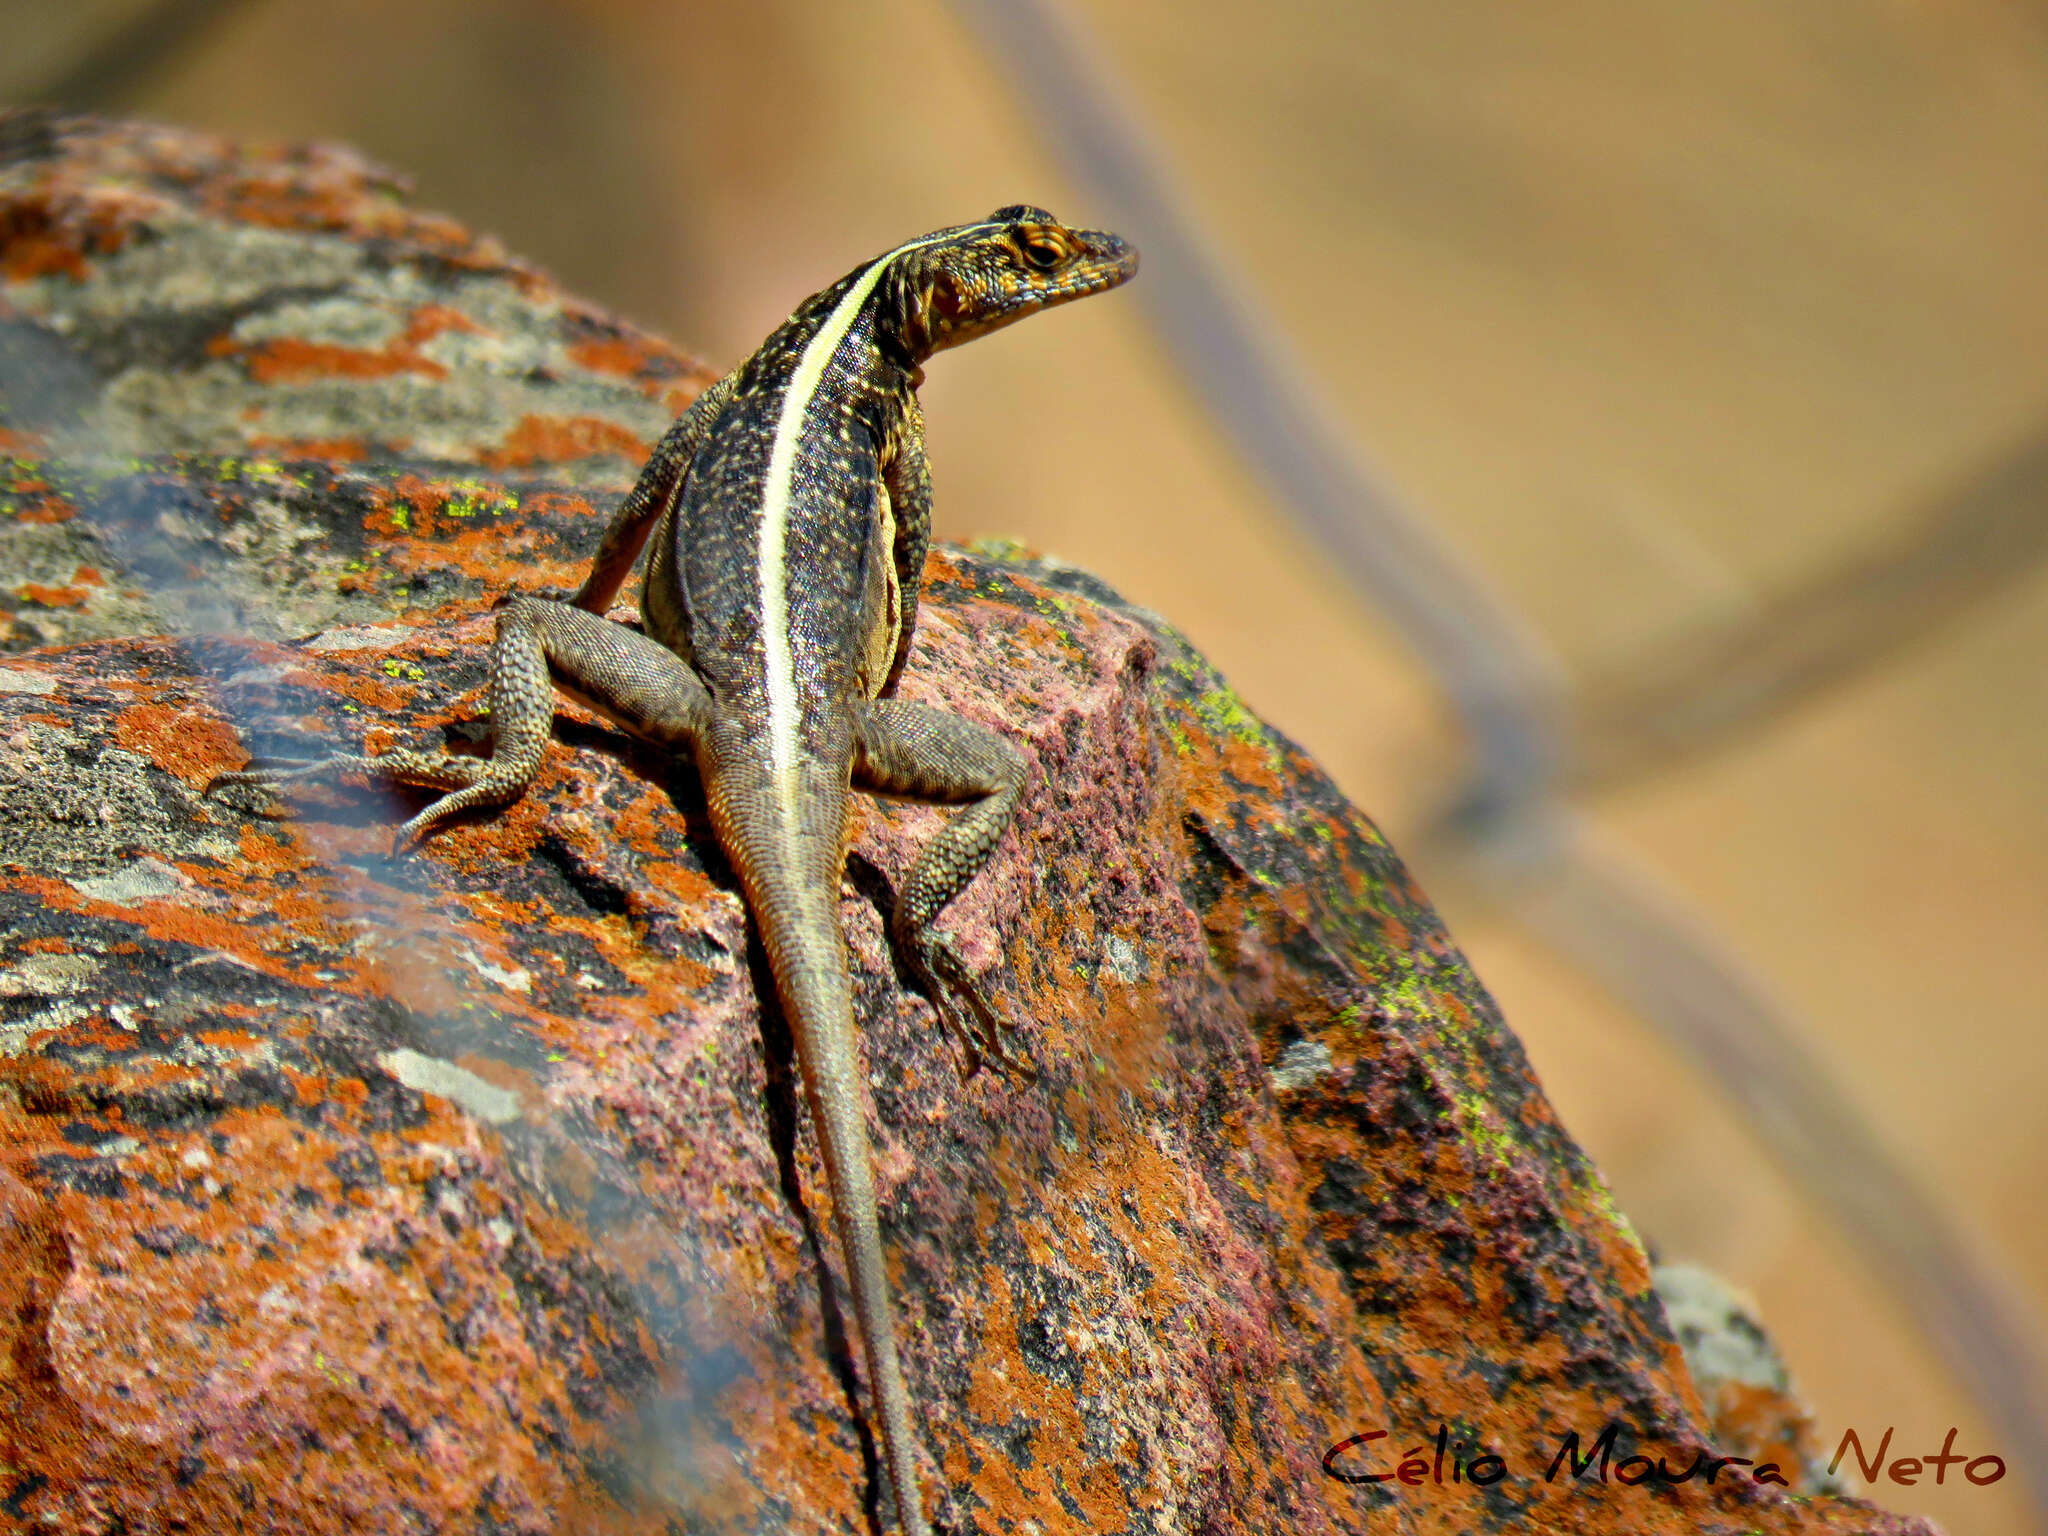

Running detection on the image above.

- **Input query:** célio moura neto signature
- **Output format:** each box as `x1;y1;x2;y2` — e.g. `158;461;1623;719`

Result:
1322;1422;2006;1492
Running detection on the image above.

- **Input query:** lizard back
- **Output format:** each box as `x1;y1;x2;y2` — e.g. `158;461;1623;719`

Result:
649;259;917;762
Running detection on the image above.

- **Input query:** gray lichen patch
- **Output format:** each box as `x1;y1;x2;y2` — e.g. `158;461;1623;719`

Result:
433;272;558;337
0;517;167;651
379;1047;523;1125
1267;1037;1335;1093
0;950;104;1058
305;624;407;653
417;320;557;380
1656;1261;1790;1392
0;949;102;998
91;357;667;480
230;294;407;350
1;998;92;1058
7;214;673;475
39;467;393;643
73;857;184;904
0;721;203;879
9;220;369;327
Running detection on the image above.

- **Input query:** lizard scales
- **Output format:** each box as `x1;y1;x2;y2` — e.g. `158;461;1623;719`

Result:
222;206;1136;1535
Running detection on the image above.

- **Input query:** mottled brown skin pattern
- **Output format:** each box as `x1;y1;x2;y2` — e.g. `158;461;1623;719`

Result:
221;208;1137;1536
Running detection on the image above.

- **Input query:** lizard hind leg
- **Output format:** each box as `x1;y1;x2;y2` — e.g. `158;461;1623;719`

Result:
852;698;1031;1078
209;601;558;848
212;597;710;851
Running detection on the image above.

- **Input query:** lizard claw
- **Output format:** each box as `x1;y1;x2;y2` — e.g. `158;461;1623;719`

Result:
209;748;513;855
204;759;336;813
913;930;1036;1082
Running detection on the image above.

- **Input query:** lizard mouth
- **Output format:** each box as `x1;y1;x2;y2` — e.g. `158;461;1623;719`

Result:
1083;230;1140;280
1045;230;1140;306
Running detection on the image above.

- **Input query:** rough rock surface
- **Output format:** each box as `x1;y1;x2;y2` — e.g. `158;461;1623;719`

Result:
1654;1262;1854;1497
0;113;1935;1536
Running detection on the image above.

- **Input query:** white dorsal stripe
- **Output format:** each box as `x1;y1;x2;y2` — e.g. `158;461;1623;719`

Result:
755;225;991;804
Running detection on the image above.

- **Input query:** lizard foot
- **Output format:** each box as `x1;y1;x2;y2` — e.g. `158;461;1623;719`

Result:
906;927;1035;1081
206;750;519;854
206;755;383;811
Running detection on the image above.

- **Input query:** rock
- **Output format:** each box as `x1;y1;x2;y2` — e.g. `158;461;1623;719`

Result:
1656;1261;1853;1496
0;111;1936;1535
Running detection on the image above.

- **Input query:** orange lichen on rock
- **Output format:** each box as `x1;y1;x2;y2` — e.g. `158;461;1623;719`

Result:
221;332;450;385
0;1092;664;1535
111;700;241;784
482;413;649;469
563;330;716;412
223;301;485;386
0;185;135;279
15;579;91;607
567;333;665;379
367;473;520;540
244;434;372;462
405;302;485;345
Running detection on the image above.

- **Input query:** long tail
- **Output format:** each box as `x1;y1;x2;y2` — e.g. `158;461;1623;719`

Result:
707;758;930;1536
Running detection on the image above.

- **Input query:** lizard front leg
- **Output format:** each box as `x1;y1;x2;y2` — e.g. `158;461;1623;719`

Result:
853;698;1029;1075
573;368;738;614
215;598;710;847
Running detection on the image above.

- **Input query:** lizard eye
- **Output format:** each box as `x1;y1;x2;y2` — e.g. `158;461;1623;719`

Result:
1021;238;1064;271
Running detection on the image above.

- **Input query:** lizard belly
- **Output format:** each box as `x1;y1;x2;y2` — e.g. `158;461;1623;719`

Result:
640;506;697;665
857;481;902;699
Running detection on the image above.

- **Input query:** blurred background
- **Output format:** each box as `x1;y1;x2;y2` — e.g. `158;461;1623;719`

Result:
3;2;2044;1532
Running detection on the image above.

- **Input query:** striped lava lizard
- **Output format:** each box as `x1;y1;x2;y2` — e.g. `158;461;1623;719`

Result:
219;207;1137;1535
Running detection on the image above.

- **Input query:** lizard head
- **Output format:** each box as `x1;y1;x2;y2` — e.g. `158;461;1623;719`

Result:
890;206;1138;358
